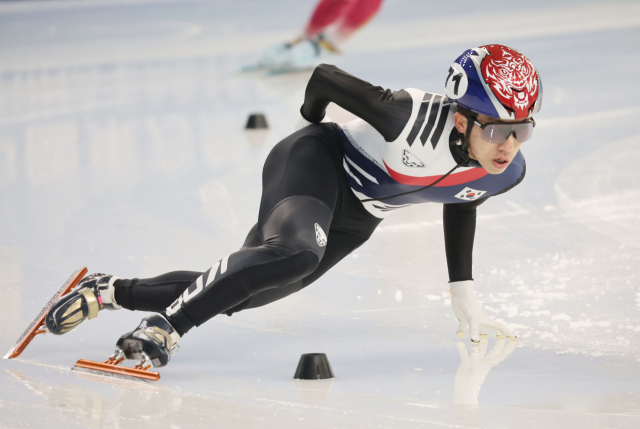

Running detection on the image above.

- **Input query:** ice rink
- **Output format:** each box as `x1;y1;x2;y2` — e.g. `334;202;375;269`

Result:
1;0;640;427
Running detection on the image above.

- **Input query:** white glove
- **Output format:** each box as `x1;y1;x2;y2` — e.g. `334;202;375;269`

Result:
294;113;332;131
450;280;517;343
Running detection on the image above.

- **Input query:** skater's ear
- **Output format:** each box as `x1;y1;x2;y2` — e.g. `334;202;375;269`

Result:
454;112;468;134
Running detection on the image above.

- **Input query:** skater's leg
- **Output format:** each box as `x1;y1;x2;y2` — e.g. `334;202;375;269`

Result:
164;125;343;336
224;151;383;316
333;0;383;41
224;228;372;315
114;271;202;312
166;195;335;334
304;0;351;39
112;224;263;312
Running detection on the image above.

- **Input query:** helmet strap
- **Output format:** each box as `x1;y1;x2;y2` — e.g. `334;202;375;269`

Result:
462;112;477;154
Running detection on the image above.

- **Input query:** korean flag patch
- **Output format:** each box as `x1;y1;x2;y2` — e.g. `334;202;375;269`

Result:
455;187;487;201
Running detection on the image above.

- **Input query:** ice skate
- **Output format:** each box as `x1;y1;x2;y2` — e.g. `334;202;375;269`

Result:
45;273;121;335
73;314;179;381
236;33;337;75
316;33;341;55
115;313;180;369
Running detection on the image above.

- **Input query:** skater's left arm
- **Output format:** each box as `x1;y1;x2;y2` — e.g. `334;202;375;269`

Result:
299;64;412;141
443;199;517;344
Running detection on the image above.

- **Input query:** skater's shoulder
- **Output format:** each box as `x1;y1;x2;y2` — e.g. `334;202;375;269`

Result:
403;87;448;103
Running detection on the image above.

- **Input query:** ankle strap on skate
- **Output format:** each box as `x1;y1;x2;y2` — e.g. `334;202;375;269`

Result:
79;288;100;319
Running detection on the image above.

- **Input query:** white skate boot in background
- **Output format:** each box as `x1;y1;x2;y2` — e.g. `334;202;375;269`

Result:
237;33;339;75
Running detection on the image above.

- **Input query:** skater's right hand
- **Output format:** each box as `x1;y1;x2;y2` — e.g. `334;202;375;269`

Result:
450;280;517;344
294;113;332;131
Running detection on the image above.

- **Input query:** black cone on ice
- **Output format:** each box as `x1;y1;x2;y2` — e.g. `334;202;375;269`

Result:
294;353;334;380
245;113;268;129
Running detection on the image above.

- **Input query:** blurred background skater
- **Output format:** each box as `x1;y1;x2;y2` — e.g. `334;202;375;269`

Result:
239;0;384;74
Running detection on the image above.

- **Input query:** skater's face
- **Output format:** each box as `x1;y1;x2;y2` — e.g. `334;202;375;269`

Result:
454;112;526;175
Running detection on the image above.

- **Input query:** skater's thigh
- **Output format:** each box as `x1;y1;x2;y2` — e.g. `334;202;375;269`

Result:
224;228;374;316
259;124;341;224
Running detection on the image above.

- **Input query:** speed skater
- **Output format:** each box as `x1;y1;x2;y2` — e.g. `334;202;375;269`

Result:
46;44;542;371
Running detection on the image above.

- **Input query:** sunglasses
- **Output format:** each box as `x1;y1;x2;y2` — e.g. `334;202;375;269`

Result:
473;118;536;144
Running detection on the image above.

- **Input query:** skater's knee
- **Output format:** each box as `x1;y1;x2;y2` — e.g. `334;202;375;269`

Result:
289;249;321;279
260;196;333;259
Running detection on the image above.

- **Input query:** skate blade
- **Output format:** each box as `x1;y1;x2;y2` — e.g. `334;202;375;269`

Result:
73;359;160;381
4;267;88;360
73;368;160;392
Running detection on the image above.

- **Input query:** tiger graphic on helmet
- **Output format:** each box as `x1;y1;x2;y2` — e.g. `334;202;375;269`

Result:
480;45;539;119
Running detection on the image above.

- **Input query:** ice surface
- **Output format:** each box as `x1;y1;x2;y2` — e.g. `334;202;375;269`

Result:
1;0;639;427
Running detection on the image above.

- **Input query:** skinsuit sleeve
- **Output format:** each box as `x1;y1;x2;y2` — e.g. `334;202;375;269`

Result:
300;63;413;142
443;198;487;282
443;161;526;282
